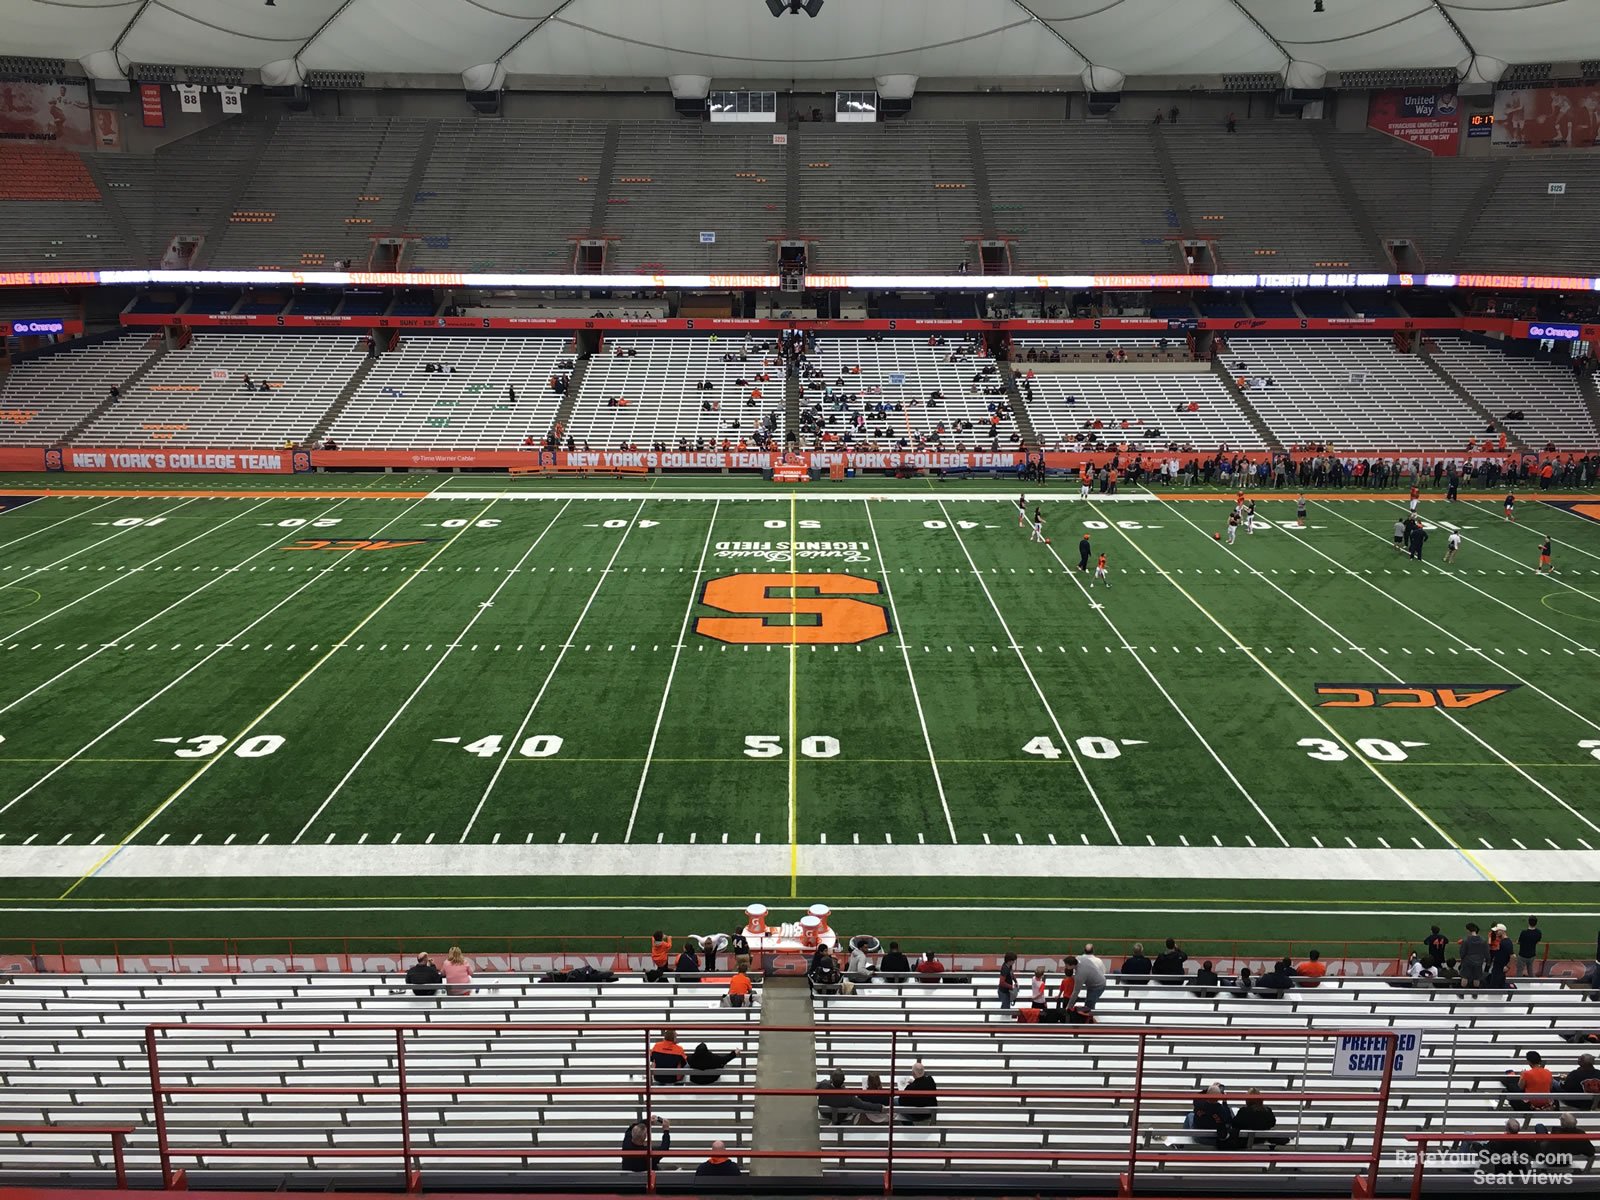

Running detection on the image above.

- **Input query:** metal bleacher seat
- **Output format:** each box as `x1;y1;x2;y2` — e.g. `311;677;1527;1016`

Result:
324;335;571;450
1217;337;1482;450
76;334;366;449
567;336;785;448
0;335;157;446
1431;337;1600;450
804;338;1017;450
0;972;759;1185
1458;155;1600;274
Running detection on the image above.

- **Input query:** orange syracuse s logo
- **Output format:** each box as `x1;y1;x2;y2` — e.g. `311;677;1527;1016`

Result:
695;573;890;645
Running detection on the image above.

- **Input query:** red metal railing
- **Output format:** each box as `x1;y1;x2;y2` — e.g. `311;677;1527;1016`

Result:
1402;1131;1598;1199
144;1022;1401;1195
0;1125;132;1188
3;932;1579;976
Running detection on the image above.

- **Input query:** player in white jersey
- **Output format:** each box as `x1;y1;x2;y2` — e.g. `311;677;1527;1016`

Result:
1078;470;1091;501
1016;493;1028;528
1444;529;1461;564
1031;507;1047;543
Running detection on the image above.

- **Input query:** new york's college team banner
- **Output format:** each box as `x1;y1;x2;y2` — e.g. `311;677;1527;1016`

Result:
1367;88;1460;156
52;447;300;474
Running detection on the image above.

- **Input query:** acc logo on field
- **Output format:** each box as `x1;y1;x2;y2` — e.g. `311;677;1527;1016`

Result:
695;572;890;645
1314;682;1520;709
281;538;438;552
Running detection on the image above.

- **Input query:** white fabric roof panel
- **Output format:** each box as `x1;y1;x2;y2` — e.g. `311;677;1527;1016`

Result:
3;0;1597;83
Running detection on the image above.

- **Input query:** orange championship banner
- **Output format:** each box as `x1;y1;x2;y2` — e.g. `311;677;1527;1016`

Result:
55;447;299;474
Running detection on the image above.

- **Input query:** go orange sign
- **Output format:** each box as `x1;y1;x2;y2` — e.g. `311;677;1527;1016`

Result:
695;573;890;645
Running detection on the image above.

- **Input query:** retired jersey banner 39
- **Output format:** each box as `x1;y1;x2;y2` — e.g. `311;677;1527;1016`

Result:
1367;89;1460;156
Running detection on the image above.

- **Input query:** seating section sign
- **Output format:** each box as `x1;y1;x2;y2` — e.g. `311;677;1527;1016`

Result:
1331;1029;1422;1078
1367;89;1460;156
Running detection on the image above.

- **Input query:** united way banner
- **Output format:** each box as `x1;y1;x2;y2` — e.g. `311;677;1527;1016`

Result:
1493;84;1600;149
1367;89;1459;156
0;81;94;149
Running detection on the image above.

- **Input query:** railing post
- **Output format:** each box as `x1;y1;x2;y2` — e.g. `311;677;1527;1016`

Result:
885;1028;898;1195
396;1028;419;1191
144;1027;184;1189
1124;1029;1147;1195
1366;1029;1397;1195
1409;1138;1426;1200
643;1027;655;1193
111;1130;128;1189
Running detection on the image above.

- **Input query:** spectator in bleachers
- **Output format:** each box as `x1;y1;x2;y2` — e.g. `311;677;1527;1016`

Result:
1153;938;1188;985
1488;923;1513;988
726;967;754;1008
1233;965;1254;996
1425;925;1449;969
651;1028;689;1086
1504;1051;1557;1112
916;950;945;981
1225;112;1237;133
1168;105;1179;123
404;951;443;996
1224;1089;1286;1148
1193;960;1221;998
1183;1083;1232;1143
1074;948;1108;1010
674;938;701;981
1122;943;1153;984
1560;1053;1599;1108
1544;1112;1594;1161
241;373;252;390
846;940;874;986
898;1061;937;1124
646;930;672;982
1296;949;1327;987
880;941;911;981
809;947;843;996
696;1141;740;1176
442;946;473;996
1460;923;1490;986
817;1071;875;1124
996;951;1018;1009
1256;958;1297;999
687;1042;739;1086
621;1116;671;1172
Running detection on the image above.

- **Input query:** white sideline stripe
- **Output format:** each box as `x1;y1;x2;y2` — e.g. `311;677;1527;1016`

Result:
0;497;198;596
1307;503;1600;738
295;499;574;843
458;498;649;841
624;499;720;843
1100;499;1503;889
0;843;1595;883
1163;499;1600;839
0;498;318;717
1041;527;1288;847
0;497;120;554
862;499;957;843
55;495;455;882
936;499;1121;843
426;490;1161;503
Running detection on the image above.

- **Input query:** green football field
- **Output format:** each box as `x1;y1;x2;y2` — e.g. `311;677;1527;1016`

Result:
1;472;1599;958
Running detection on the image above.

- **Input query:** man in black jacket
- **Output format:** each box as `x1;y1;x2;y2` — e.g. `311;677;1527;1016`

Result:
1122;943;1153;984
621;1117;670;1172
688;1043;739;1086
696;1141;740;1176
1153;938;1189;985
1561;1053;1600;1109
880;941;912;982
404;952;443;996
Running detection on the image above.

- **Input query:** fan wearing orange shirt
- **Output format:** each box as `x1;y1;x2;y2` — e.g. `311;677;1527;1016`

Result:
647;930;672;982
1296;949;1327;987
1503;1050;1556;1112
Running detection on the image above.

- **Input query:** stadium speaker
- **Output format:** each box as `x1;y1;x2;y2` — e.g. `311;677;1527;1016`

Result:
465;90;501;115
1085;91;1122;116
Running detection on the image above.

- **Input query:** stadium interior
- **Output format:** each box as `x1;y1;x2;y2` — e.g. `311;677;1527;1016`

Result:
3;0;1600;1195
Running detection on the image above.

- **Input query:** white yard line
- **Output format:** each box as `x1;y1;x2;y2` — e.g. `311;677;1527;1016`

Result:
3;841;1595;887
1088;500;1511;893
458;498;649;841
0;497;120;554
292;499;572;842
1040;521;1289;846
426;490;1161;503
1304;504;1600;737
1158;498;1600;840
623;499;721;843
0;497;199;595
0;496;283;656
44;495;467;891
936;499;1121;843
862;499;957;843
